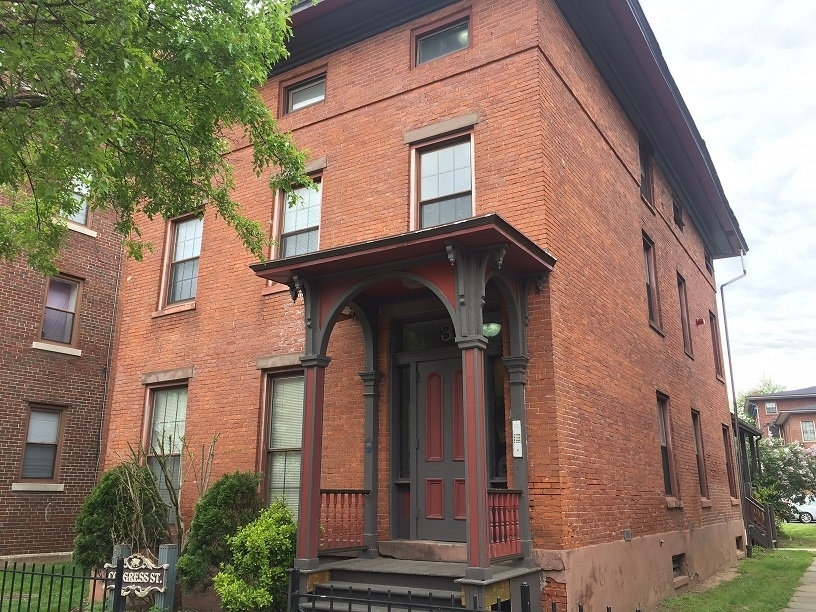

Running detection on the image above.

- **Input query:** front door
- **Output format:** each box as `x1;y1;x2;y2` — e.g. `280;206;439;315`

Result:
415;358;466;541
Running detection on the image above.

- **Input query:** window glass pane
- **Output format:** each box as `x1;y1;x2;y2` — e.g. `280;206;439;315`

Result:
420;143;471;202
42;278;78;343
151;388;187;454
169;259;199;303
28;411;59;444
46;278;78;310
417;20;469;65
67;196;89;225
148;455;180;523
22;445;57;478
421;194;472;228
174;218;203;262
289;78;326;112
269;377;304;449
281;184;321;256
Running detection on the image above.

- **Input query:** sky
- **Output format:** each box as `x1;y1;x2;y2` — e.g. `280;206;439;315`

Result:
638;0;816;397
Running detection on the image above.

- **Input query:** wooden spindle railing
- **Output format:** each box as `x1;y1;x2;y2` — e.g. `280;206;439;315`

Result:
318;489;370;553
488;489;523;560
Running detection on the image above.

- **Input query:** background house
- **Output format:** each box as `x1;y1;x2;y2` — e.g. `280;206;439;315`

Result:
748;386;816;445
0;201;121;557
103;0;748;608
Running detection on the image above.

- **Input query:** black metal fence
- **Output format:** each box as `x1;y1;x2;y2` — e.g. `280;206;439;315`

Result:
0;559;125;612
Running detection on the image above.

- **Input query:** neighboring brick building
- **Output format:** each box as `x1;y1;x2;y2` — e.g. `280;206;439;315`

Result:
748;387;816;446
104;0;748;608
0;204;122;556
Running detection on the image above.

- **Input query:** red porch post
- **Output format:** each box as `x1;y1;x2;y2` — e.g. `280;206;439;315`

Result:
460;338;492;580
295;354;331;569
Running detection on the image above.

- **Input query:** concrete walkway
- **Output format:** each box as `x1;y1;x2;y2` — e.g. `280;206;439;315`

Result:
782;555;816;611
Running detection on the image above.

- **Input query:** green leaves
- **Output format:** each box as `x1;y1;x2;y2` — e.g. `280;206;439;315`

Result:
1;0;308;272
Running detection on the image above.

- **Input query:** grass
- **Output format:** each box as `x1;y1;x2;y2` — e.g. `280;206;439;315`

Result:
0;562;105;612
657;548;814;612
777;521;816;549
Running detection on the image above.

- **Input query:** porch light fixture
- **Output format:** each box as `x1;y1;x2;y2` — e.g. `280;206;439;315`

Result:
482;322;502;338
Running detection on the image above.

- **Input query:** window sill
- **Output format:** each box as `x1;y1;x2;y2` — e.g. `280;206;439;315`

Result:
12;482;65;493
701;498;712;508
65;220;97;238
666;497;683;509
673;575;689;589
684;349;694;360
31;341;81;357
716;374;726;384
152;301;196;318
731;497;741;506
641;194;657;214
649;321;665;336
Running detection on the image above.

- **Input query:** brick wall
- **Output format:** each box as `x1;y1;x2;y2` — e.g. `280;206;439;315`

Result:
0;212;122;555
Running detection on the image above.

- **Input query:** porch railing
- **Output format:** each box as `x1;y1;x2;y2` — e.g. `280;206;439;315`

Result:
745;494;775;549
488;489;523;560
319;488;370;553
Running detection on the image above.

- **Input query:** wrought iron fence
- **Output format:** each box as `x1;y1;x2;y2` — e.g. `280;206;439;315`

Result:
0;559;125;612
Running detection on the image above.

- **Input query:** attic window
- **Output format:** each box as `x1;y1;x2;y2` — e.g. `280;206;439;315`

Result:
285;74;326;114
672;200;684;230
765;402;777;415
416;18;470;65
704;249;714;275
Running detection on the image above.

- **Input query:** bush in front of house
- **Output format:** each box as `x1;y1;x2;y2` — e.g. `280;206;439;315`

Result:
73;458;169;571
176;471;264;592
213;499;296;612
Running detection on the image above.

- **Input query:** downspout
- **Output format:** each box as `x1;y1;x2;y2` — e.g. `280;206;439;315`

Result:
719;250;749;552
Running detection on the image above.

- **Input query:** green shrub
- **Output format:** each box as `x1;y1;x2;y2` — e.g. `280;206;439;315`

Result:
177;471;263;592
73;459;169;571
213;499;296;612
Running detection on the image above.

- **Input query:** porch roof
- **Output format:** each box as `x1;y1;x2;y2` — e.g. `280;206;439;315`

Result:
250;214;557;286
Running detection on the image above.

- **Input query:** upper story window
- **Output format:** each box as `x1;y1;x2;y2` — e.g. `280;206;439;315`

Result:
639;138;654;205
765;402;778;415
672;200;684;231
722;425;737;497
704;249;714;275
416;18;470;65
643;234;661;328
677;273;692;355
709;310;724;378
691;410;708;499
42;275;81;345
285;74;326;114
280;180;321;257
417;137;473;229
167;217;203;304
21;407;63;481
65;182;90;226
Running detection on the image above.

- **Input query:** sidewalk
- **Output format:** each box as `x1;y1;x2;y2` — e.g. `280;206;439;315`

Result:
782;554;816;611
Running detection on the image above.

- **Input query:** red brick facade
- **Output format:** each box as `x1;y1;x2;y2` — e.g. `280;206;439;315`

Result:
103;0;746;608
750;389;816;447
0;213;122;556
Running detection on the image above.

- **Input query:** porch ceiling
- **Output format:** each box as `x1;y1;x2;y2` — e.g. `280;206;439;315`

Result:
250;214;557;286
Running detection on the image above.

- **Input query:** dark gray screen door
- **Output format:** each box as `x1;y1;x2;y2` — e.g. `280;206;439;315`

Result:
416;358;466;541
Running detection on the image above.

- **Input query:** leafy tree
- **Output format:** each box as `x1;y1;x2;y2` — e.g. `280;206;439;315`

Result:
753;438;816;521
736;376;787;425
1;0;312;274
213;499;296;612
176;471;263;593
73;457;169;571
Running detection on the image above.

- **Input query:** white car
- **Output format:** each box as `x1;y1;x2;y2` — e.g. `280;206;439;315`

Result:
796;497;816;523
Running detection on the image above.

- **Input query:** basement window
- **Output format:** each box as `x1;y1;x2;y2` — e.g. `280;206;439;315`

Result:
672;553;689;588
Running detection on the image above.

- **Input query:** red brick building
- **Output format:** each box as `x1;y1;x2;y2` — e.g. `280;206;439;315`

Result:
104;0;748;608
749;387;816;447
0;204;122;556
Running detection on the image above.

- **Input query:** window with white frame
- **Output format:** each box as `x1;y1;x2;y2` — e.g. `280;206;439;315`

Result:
147;387;187;521
21;408;63;480
41;275;81;345
765;402;778;415
802;421;816;442
285;74;326;114
65;181;90;226
417;137;473;229
280;181;321;257
267;375;304;517
167;217;203;304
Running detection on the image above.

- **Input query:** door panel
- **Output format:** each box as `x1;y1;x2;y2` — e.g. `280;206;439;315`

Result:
416;358;466;541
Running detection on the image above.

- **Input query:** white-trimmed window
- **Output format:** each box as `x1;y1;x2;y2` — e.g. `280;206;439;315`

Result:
41;275;81;345
167;217;203;304
66;182;90;226
280;181;321;257
267;375;304;517
147;387;187;521
285;74;326;114
417;137;473;229
21;408;63;481
802;421;816;442
765;402;778;415
415;18;470;65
